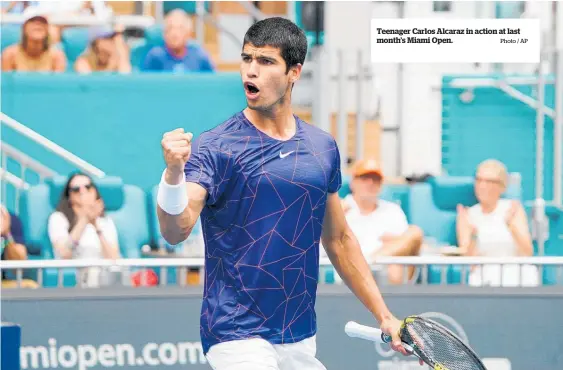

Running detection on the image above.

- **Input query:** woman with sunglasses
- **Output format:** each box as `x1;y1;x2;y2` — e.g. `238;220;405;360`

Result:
47;172;120;287
456;159;537;287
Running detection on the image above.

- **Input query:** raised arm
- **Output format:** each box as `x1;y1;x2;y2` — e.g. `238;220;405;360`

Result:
157;128;206;245
505;201;533;256
52;49;68;72
320;192;408;355
456;204;477;256
48;211;89;259
157;177;207;245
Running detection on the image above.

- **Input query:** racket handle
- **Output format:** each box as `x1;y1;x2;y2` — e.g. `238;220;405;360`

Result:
344;321;390;344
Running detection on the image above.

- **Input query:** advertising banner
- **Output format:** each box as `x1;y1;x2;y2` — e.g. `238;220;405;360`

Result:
2;287;562;370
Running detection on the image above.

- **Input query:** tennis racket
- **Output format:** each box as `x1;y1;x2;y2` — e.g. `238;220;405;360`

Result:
345;315;487;370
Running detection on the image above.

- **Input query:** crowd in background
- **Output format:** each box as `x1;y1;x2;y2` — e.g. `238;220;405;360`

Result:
1;1;216;74
323;158;536;287
2;158;538;289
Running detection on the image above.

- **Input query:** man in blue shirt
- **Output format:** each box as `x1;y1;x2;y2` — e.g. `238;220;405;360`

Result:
156;17;409;369
142;9;215;73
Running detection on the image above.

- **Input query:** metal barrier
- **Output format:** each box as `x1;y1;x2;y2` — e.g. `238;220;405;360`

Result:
2;256;563;288
0;142;56;214
0;112;106;214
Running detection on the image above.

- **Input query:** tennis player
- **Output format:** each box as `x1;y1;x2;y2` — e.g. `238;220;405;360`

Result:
157;17;409;369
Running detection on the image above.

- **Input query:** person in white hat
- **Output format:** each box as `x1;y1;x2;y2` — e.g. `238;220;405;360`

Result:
1;13;67;72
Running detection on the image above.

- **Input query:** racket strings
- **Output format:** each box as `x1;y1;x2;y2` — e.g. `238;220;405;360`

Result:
402;321;485;370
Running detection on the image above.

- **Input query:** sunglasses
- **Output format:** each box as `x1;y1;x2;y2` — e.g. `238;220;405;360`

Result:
475;176;502;185
69;184;93;193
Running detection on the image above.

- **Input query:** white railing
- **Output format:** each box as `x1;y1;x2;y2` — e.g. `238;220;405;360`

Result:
1;142;57;180
0;112;105;178
3;256;563;269
2;256;562;288
1;143;57;213
0;168;30;190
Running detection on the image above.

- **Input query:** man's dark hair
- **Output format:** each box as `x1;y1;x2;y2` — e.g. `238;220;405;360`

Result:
243;17;308;73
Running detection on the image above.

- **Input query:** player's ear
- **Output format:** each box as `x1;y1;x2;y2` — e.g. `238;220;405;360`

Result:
288;63;302;84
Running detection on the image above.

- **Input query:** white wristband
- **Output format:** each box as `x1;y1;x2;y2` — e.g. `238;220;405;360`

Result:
157;169;189;215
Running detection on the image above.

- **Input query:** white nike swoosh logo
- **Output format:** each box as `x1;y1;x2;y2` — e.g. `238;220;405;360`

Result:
279;151;295;159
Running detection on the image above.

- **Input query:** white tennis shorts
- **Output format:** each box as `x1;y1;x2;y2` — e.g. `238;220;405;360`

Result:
205;335;326;370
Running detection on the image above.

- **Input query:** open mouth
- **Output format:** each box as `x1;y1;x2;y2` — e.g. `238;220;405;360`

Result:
244;82;260;95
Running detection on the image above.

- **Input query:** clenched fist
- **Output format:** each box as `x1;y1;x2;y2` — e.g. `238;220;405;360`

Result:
161;128;193;184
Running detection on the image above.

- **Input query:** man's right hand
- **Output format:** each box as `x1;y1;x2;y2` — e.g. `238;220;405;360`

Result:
161;128;193;185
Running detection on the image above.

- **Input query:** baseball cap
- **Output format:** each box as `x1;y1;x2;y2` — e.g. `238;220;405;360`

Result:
23;13;49;25
352;159;384;179
21;5;51;24
89;27;117;43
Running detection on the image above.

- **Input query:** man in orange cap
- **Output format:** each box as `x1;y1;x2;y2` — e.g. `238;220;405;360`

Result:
341;159;423;284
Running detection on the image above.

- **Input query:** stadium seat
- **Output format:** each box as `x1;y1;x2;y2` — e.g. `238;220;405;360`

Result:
1;25;21;52
144;24;165;47
129;40;152;71
408;175;522;284
162;1;211;15
19;176;150;287
338;174;351;198
61;27;90;68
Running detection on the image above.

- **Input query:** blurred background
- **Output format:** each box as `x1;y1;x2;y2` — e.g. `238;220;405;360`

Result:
0;1;562;370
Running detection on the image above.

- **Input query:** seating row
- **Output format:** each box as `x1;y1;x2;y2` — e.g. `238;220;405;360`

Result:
15;174;563;287
1;15;323;73
341;174;563;285
0;22;207;72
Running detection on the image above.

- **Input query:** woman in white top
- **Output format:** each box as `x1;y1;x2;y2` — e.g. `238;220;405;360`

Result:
48;172;120;287
456;159;537;287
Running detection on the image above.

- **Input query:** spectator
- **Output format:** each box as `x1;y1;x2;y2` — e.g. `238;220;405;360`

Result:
48;172;120;288
456;159;538;287
20;2;113;46
1;205;37;288
74;26;131;74
142;9;215;73
1;13;67;72
339;159;423;284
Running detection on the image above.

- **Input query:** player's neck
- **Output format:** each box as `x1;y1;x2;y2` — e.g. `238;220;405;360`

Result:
244;106;296;141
